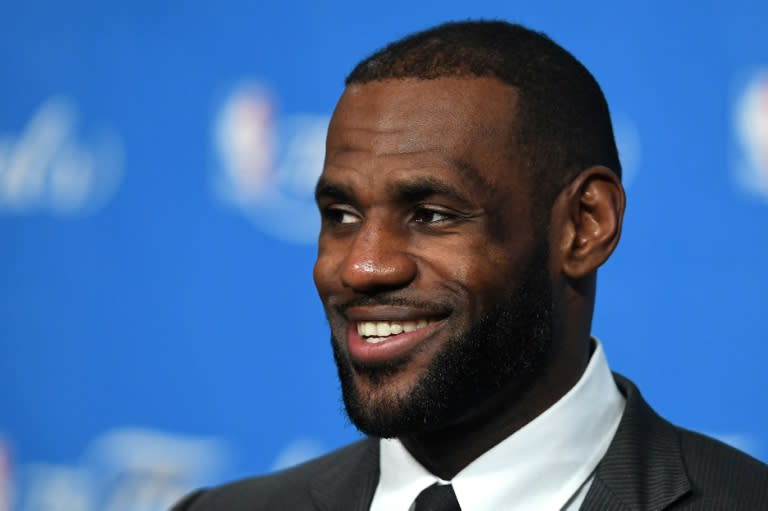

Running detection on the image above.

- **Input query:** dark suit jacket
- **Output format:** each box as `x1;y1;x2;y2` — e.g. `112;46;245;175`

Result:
173;375;768;510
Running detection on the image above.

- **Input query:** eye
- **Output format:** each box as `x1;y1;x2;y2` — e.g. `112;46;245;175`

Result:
323;206;361;225
411;207;453;224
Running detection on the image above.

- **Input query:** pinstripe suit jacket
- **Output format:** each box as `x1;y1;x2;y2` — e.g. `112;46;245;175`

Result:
173;375;768;510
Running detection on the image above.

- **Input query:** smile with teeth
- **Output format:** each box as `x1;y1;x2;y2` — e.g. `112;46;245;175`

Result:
356;319;435;343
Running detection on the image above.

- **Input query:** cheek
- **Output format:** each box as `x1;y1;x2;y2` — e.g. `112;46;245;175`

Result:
426;246;515;311
464;261;515;307
313;248;336;297
313;236;355;305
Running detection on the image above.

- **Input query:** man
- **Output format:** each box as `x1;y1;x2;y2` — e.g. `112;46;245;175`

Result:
174;20;768;510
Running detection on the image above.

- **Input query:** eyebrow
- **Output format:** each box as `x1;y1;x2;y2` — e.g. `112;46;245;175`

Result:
315;178;354;204
449;157;496;196
314;175;476;208
315;152;497;206
390;176;472;205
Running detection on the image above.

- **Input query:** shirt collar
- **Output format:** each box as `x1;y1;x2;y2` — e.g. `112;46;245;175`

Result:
371;339;626;511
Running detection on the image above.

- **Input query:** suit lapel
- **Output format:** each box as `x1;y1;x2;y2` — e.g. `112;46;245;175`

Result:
580;374;691;511
305;375;692;511
309;438;380;511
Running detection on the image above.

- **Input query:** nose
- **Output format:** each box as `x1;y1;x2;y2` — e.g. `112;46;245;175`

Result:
339;219;417;293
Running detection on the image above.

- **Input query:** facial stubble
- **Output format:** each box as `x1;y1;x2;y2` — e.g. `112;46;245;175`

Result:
330;240;553;438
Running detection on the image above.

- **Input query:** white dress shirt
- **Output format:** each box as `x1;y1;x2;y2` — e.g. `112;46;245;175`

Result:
370;340;626;511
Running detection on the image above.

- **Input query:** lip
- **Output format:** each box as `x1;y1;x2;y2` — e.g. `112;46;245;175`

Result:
345;313;446;366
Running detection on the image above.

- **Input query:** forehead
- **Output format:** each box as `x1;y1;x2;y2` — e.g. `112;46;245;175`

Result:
324;77;522;192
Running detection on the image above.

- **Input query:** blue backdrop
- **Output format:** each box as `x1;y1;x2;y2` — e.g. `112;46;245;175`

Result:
2;1;767;509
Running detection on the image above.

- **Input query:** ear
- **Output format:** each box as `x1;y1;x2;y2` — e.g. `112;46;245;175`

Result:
552;166;625;279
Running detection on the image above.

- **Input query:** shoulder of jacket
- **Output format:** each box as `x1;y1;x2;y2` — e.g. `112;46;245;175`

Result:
170;438;375;510
675;427;768;508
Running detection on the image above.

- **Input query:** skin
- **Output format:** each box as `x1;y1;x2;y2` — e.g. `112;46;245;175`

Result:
313;77;625;479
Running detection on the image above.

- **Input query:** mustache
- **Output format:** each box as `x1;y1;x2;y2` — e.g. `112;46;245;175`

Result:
334;295;452;315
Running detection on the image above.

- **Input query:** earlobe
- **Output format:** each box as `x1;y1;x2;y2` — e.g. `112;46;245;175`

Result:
555;166;625;279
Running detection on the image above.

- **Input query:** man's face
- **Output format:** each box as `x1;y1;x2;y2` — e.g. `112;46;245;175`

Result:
314;77;554;437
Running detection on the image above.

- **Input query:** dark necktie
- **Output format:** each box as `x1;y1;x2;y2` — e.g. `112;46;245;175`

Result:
410;482;462;511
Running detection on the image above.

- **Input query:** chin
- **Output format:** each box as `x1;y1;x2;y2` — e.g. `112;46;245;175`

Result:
331;336;419;437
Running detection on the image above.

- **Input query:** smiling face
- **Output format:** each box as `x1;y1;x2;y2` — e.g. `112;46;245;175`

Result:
314;77;556;437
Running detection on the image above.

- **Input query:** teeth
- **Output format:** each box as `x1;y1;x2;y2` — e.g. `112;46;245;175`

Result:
357;319;433;340
376;322;391;336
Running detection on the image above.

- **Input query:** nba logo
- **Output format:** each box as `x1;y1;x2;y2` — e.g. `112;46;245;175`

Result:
214;84;277;201
735;71;768;199
213;81;329;243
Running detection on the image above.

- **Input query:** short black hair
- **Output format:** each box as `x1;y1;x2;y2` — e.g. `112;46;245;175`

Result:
346;20;621;207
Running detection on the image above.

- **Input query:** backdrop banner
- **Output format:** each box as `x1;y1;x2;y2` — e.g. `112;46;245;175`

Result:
1;2;766;510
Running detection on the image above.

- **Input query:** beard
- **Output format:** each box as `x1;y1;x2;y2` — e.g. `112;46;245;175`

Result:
330;239;554;438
